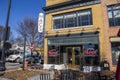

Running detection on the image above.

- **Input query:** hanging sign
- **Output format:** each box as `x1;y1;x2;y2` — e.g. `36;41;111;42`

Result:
38;13;44;33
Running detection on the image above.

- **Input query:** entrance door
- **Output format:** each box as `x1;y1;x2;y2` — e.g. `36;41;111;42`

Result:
66;47;81;69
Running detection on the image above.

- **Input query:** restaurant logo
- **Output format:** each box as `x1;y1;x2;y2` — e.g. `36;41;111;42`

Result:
48;49;58;56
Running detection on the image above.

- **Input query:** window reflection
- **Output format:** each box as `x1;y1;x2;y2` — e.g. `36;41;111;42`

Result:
111;42;120;65
108;4;120;26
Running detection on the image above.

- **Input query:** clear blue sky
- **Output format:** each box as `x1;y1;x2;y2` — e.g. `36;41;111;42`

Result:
0;0;45;38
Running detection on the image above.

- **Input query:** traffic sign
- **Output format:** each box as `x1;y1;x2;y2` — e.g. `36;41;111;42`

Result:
30;44;34;51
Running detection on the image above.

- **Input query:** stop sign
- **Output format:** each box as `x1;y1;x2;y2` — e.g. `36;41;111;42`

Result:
30;44;34;50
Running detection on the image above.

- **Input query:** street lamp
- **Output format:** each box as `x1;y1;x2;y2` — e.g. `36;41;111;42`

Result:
1;0;12;72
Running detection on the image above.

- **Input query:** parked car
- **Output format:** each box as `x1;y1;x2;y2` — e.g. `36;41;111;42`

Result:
19;53;40;64
6;51;23;62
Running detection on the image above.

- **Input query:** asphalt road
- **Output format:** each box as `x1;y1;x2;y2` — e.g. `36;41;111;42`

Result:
5;62;21;70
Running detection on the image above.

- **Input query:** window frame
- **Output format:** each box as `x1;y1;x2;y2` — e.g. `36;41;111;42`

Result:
107;4;120;27
52;9;93;30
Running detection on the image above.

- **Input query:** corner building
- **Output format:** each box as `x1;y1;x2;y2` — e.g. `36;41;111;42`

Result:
43;0;120;71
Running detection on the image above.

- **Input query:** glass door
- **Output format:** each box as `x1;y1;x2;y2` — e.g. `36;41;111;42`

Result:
66;47;81;69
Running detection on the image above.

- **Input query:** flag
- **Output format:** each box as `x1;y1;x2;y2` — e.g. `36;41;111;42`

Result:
116;55;120;80
117;28;120;37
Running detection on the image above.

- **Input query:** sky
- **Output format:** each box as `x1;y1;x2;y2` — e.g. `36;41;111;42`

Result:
0;0;45;38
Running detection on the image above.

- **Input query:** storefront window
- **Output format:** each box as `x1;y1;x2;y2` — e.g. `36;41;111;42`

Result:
83;44;99;66
111;42;120;65
48;45;63;64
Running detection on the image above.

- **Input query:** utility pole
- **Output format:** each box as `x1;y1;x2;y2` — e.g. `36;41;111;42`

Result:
1;0;11;71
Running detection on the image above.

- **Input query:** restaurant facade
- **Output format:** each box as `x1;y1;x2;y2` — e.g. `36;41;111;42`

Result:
43;0;120;71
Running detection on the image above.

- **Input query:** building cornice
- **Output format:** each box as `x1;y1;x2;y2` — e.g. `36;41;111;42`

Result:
43;0;101;13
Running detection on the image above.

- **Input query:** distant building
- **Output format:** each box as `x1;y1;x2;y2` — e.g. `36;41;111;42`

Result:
43;0;120;71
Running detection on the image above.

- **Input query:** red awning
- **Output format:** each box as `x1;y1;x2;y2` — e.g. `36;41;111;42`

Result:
116;55;120;80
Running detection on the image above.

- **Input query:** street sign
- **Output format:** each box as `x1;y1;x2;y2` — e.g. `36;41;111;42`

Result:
117;28;120;37
30;44;33;51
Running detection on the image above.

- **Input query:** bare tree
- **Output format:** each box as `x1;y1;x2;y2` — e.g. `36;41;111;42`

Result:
16;17;44;47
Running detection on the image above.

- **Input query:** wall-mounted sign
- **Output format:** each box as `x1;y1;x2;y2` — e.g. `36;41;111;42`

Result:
38;13;44;33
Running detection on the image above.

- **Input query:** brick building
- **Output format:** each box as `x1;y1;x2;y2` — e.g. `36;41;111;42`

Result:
43;0;120;71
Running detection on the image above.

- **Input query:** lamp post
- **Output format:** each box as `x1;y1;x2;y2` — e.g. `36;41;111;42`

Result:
1;0;11;71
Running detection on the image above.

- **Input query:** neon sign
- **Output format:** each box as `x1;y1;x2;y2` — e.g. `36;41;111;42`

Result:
48;49;58;56
84;48;98;55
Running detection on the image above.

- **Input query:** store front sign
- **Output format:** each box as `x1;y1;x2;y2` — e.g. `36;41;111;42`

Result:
48;49;58;56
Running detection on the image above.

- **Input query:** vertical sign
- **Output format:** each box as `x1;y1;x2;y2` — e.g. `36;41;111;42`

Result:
38;13;44;33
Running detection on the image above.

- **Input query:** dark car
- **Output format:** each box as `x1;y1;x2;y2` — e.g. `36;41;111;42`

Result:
19;53;40;64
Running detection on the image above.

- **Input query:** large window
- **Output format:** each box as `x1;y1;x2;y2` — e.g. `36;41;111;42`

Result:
78;10;92;26
53;15;63;29
53;9;92;29
108;4;120;26
48;45;64;64
83;44;99;66
65;13;77;28
111;42;120;65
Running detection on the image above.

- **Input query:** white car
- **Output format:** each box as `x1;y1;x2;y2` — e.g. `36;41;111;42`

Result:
6;53;23;62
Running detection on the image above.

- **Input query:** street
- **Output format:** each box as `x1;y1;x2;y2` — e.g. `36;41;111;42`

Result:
5;62;21;71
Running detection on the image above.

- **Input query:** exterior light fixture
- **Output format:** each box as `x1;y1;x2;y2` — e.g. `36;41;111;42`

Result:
55;31;59;37
80;28;84;35
94;31;99;34
67;30;71;37
94;27;100;34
